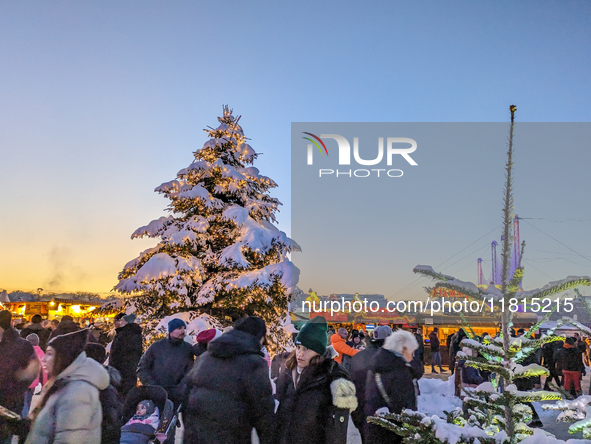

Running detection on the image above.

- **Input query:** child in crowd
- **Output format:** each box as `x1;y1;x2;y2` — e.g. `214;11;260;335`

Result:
119;400;160;444
126;400;159;428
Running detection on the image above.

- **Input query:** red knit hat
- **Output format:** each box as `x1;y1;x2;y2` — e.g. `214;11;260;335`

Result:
196;328;221;344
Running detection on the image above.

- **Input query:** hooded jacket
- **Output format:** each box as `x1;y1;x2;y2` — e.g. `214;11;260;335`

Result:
274;358;357;444
183;329;274;444
25;352;110;444
364;342;419;444
109;322;143;396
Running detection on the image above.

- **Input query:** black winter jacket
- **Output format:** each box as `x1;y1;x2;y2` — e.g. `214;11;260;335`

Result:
192;342;208;358
364;348;419;444
137;336;194;405
348;340;382;433
558;345;585;372
275;358;357;444
20;322;51;351
109;322;143;396
429;332;440;352
101;365;123;444
48;319;79;340
0;328;37;412
183;330;274;444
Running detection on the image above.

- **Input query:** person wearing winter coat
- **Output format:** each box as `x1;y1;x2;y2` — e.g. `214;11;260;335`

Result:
412;328;424;362
47;315;79;341
449;328;467;375
542;339;562;390
136;318;194;409
275;316;358;444
109;313;143;398
457;347;485;387
364;329;420;444
20;315;51;351
22;334;48;418
0;310;40;444
330;328;359;367
349;326;392;444
558;337;584;397
429;328;444;374
183;317;275;444
21;329;110;444
85;342;123;444
120;399;160;444
191;328;222;358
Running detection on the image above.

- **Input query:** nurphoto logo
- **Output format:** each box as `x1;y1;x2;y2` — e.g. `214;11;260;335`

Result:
302;132;418;178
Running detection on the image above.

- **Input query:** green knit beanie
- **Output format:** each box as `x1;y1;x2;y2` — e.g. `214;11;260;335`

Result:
295;316;328;355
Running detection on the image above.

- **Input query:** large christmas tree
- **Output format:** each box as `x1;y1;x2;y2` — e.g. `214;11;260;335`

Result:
114;106;300;352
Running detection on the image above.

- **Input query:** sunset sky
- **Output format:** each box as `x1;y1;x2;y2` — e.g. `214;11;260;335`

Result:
1;2;590;298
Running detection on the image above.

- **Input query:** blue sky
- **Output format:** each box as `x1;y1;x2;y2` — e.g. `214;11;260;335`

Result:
0;1;589;296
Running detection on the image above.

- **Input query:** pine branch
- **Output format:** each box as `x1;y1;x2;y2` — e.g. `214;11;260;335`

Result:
524;277;591;300
434;282;483;300
557;316;591;337
461;339;505;358
575;288;591;315
459;312;478;339
510;390;561;402
412;265;455;282
512;335;563;363
503;268;524;301
523;307;557;339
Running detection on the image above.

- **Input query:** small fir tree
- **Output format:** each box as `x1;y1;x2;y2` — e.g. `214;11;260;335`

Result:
115;106;300;352
370;106;590;443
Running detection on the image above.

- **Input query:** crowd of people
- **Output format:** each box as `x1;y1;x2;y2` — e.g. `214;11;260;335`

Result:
5;310;589;444
0;310;428;444
424;326;591;398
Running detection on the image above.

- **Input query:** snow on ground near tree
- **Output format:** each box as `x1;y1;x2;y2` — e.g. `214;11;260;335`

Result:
417;376;462;417
519;429;589;444
417;377;590;443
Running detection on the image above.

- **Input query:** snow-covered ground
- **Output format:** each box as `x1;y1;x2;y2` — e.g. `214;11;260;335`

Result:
418;376;463;418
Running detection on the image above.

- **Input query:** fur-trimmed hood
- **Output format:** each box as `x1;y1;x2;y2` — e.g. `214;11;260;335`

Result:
330;378;357;411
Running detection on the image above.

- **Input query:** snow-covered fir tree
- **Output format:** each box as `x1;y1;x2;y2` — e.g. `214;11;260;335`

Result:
369;106;590;443
115;106;300;352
